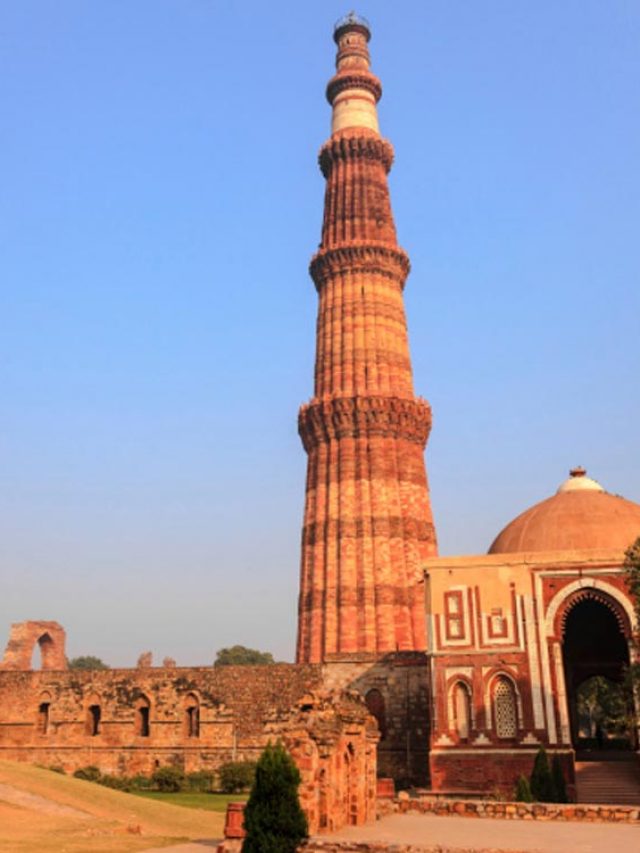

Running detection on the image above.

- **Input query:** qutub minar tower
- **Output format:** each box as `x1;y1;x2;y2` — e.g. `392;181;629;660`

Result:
297;14;437;663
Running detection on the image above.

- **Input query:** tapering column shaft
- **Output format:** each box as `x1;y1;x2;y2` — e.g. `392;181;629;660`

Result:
296;17;437;663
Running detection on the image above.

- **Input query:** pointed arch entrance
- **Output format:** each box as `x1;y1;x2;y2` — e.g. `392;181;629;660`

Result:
559;587;632;749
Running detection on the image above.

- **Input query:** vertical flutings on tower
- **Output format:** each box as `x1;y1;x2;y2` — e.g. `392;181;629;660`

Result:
296;14;437;664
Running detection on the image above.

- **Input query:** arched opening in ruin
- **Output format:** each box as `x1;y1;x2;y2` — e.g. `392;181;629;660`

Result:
184;693;200;738
343;742;358;826
86;704;101;736
30;633;54;670
364;688;386;740
561;590;632;750
135;695;151;737
37;692;52;735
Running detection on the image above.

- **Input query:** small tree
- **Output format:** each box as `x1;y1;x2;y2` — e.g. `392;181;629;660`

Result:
551;754;568;803
530;747;555;802
514;774;533;802
242;742;308;853
68;656;108;670
214;645;275;667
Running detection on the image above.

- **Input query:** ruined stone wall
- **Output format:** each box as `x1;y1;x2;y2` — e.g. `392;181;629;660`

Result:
0;621;67;671
322;654;430;786
270;692;379;834
0;664;323;774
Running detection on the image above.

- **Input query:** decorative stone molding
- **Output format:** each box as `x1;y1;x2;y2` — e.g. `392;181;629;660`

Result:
319;135;394;177
326;72;382;106
298;395;432;451
309;244;410;290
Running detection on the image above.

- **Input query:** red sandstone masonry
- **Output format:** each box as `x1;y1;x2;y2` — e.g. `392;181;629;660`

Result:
0;664;323;774
296;15;437;665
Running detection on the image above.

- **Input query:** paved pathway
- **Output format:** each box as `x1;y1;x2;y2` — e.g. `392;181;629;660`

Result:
141;842;219;852
326;813;640;852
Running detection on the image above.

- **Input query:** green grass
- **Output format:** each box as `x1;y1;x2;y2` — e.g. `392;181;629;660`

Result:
130;791;248;812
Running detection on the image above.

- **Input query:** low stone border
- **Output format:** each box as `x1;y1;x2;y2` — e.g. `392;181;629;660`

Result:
378;795;640;824
302;843;525;853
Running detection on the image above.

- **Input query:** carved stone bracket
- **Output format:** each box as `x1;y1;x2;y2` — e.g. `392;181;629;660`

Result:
319;134;394;177
298;395;432;451
309;242;410;291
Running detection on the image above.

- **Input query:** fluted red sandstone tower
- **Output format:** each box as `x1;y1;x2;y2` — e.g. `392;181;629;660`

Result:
297;15;437;664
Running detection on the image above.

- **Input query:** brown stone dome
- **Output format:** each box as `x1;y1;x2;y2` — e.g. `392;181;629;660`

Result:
489;468;640;554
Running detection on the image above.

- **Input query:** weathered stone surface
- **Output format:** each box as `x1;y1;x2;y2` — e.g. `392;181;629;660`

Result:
0;622;67;671
0;662;323;774
378;795;640;824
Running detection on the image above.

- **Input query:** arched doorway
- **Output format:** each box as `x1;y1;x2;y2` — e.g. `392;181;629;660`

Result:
561;589;632;750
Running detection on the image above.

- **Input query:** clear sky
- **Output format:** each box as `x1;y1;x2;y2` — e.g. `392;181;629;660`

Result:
1;1;638;666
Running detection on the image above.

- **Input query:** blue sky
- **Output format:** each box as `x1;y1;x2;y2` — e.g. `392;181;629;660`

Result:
1;1;638;665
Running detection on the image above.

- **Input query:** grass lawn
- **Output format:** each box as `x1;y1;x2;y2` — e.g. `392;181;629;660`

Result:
0;760;225;852
131;791;249;812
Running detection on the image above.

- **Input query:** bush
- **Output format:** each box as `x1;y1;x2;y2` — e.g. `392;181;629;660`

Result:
530;748;555;802
151;765;186;793
242;742;308;853
48;765;66;775
100;773;131;791
219;760;256;793
129;773;153;791
186;770;215;792
551;754;568;803
73;765;102;783
514;774;533;802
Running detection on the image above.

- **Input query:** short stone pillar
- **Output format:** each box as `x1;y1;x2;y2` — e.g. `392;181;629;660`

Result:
216;803;246;853
377;777;395;798
224;802;246;839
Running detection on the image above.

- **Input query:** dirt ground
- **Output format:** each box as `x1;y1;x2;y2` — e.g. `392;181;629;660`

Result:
0;760;223;853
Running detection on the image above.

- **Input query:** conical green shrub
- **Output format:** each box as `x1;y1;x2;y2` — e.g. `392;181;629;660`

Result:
242;742;308;853
551;754;568;803
514;773;533;802
530;747;555;802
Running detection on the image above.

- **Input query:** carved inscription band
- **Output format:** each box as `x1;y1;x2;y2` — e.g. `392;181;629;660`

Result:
298;395;432;451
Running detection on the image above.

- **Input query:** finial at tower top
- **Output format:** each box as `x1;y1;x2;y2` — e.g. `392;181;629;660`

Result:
334;11;371;42
328;12;380;134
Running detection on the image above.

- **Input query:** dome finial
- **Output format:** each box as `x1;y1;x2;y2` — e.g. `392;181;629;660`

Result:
557;468;604;494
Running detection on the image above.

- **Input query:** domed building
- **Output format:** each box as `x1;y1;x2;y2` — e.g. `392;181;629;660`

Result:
424;468;640;797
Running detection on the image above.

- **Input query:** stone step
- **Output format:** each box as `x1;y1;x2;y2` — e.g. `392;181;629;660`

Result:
575;760;640;805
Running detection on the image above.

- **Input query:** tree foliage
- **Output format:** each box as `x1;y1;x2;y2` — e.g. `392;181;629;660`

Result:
214;645;275;667
576;676;627;738
528;748;567;803
68;655;109;670
551;754;568;803
624;536;640;630
514;774;533;802
242;742;308;853
219;760;256;793
530;748;555;802
151;766;185;792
